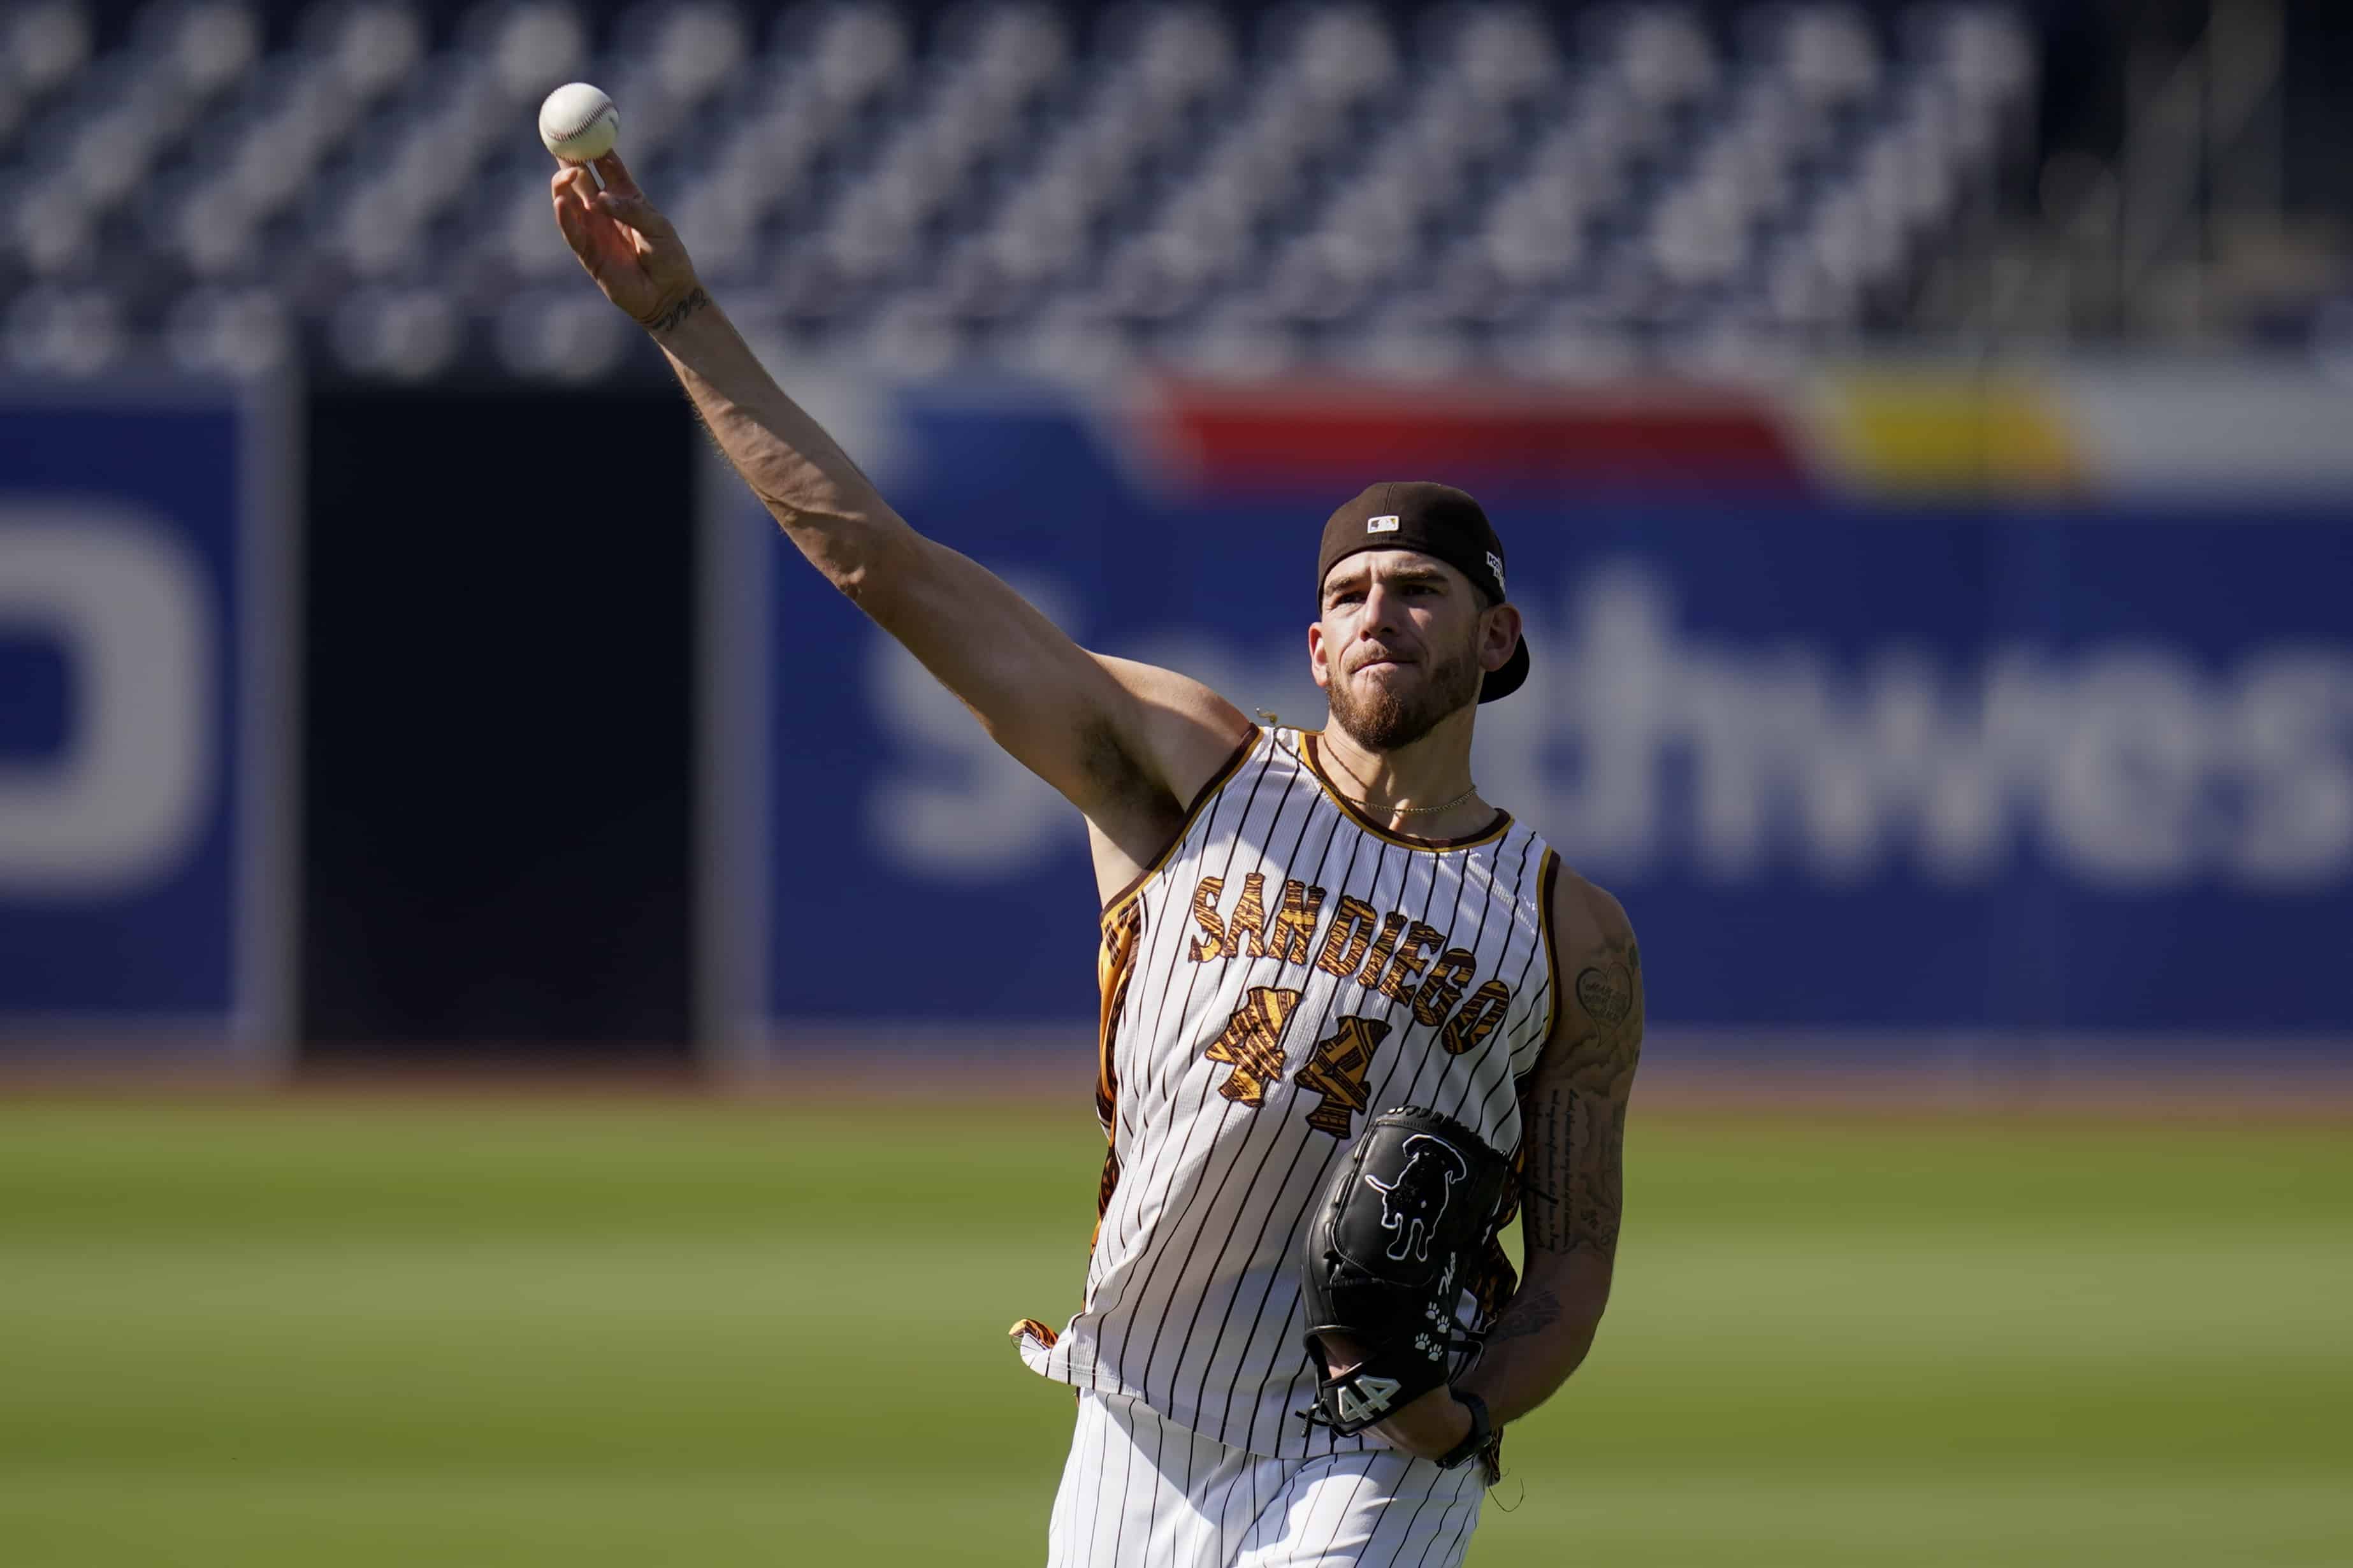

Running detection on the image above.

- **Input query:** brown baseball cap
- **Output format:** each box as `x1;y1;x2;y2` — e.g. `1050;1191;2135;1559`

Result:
1317;481;1530;702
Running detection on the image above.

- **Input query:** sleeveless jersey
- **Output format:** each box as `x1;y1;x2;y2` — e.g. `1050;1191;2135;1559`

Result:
1014;724;1561;1460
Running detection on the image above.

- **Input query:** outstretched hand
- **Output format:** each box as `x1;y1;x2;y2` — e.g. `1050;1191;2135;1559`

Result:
549;152;705;332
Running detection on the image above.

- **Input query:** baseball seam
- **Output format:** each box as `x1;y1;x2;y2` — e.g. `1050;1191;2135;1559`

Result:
549;104;614;143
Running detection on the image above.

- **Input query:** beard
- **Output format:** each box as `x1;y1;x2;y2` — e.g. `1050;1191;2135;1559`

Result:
1325;638;1484;752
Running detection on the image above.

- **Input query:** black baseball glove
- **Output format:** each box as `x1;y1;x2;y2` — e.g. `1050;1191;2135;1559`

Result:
1297;1105;1512;1439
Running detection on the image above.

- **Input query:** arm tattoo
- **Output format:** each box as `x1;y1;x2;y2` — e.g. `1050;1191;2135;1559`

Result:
1482;1284;1563;1346
1521;925;1642;1262
1575;963;1632;1025
640;285;713;335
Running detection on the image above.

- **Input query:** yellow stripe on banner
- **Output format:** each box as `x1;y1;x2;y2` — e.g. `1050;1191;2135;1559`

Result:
1811;371;2090;496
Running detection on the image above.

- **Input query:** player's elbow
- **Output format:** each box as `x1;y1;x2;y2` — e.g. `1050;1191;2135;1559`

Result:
827;557;873;604
810;516;915;607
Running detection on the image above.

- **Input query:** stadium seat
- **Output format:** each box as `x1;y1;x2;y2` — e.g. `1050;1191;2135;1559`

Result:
0;0;2042;379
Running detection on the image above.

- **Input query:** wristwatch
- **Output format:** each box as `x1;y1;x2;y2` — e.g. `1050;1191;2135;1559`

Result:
1434;1389;1491;1471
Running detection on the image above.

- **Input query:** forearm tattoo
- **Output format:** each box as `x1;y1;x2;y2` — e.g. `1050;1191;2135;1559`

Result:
639;285;713;334
1523;939;1641;1262
1481;1283;1563;1346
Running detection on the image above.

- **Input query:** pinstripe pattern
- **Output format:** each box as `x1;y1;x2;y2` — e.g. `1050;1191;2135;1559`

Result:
1018;726;1558;1471
1046;1390;1484;1568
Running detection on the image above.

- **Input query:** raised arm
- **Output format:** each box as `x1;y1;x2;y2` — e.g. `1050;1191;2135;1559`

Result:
550;153;1252;879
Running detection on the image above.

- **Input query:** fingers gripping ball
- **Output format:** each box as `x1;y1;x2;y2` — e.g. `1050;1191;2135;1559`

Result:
539;82;618;162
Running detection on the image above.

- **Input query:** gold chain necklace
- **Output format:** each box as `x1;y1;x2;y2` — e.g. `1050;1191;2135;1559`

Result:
1343;782;1481;817
1320;745;1480;817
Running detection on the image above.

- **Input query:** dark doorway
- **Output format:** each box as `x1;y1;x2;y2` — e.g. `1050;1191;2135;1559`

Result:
299;383;698;1068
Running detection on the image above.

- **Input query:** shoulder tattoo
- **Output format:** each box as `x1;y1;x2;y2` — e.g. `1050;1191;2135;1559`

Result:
1575;963;1633;1026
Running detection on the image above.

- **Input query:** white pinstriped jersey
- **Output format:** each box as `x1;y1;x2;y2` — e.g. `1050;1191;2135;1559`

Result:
1015;724;1561;1462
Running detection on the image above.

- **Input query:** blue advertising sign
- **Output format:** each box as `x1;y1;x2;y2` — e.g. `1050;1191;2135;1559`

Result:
0;380;293;1066
706;388;2353;1067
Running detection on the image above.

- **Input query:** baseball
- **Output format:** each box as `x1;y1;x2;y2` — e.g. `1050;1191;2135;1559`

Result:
539;82;618;162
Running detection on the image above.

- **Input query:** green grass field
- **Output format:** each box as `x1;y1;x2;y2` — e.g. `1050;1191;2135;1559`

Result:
2;1093;2347;1566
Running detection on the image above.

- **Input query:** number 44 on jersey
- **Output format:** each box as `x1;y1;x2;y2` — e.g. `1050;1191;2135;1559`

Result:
1200;988;1393;1140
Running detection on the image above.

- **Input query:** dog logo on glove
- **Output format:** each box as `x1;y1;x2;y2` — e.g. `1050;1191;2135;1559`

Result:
1363;1133;1468;1262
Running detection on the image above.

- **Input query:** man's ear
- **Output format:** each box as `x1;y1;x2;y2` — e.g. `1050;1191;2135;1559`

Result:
1481;603;1524;675
1308;619;1331;693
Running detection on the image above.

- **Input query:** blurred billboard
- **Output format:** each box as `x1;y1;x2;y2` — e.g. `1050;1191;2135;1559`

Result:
0;378;294;1067
706;364;2353;1072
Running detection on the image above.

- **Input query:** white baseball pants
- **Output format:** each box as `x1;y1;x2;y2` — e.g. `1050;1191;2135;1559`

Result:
1046;1390;1484;1567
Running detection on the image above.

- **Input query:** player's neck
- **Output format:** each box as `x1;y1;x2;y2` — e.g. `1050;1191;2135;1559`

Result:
1314;710;1489;838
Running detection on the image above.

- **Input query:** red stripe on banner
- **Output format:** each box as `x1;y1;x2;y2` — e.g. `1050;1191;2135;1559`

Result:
1155;383;1814;494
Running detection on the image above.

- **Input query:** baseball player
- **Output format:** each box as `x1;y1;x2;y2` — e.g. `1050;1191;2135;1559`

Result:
554;153;1644;1567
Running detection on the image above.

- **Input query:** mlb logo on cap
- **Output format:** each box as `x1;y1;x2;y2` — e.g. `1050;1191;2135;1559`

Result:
1366;515;1400;533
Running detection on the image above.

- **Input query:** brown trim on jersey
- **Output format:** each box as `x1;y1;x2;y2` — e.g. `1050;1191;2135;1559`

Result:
1298;731;1513;851
1099;726;1265;925
1096;902;1142;1128
1537;847;1565;1050
1090;900;1144;1251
